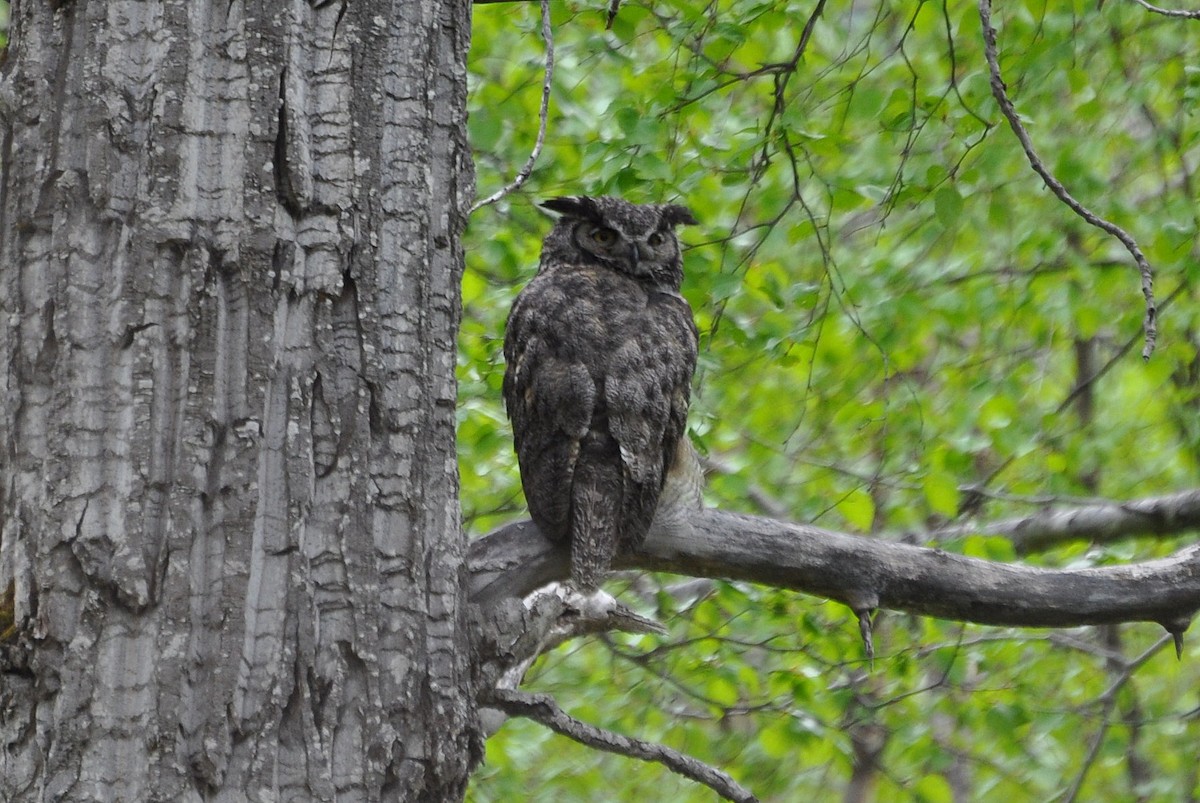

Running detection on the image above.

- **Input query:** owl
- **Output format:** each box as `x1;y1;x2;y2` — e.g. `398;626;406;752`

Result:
503;195;699;590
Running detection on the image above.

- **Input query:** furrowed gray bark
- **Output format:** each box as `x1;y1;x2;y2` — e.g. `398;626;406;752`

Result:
0;1;477;800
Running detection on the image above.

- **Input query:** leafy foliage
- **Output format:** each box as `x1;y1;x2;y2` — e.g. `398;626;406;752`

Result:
461;0;1200;799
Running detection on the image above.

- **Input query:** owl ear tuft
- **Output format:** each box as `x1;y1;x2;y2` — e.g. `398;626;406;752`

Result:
541;196;602;222
660;204;698;227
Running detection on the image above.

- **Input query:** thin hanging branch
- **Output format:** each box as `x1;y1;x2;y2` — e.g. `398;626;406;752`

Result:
484;689;760;803
470;0;554;214
978;0;1158;359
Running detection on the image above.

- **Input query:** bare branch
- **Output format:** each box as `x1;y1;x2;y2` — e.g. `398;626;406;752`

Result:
606;0;622;30
1054;283;1187;415
474;584;666;735
978;0;1158;359
469;500;1200;636
1127;0;1200;18
470;0;553;213
1062;633;1172;802
930;488;1200;554
484;689;760;803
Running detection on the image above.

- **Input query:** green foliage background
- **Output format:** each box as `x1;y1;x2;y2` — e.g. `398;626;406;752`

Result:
461;0;1198;799
0;0;1192;797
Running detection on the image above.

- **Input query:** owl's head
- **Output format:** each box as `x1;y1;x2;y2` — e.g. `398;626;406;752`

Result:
539;195;697;289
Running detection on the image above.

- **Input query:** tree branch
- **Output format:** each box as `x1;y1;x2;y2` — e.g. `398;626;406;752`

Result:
1127;0;1200;19
483;688;759;803
1062;633;1172;801
474;584;666;735
979;0;1158;359
470;0;553;213
469;498;1200;638
931;488;1200;554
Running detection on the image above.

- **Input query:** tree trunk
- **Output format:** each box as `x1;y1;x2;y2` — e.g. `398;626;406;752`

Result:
0;0;478;800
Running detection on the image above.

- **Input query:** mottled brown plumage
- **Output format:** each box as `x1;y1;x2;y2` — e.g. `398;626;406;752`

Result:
503;196;699;590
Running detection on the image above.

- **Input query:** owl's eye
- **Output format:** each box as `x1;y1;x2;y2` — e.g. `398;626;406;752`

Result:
647;232;665;247
590;227;619;246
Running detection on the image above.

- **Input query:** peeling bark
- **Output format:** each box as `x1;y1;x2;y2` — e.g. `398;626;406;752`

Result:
0;1;478;800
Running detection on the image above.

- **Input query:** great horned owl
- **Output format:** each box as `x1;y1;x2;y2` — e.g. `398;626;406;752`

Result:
503;195;699;590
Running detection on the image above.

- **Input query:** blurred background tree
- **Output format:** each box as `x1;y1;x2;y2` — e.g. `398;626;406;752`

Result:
462;0;1199;800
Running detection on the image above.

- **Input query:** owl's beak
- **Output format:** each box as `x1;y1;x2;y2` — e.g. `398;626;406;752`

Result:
630;242;654;269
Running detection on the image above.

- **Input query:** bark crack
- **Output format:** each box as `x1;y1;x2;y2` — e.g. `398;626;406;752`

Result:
274;68;304;217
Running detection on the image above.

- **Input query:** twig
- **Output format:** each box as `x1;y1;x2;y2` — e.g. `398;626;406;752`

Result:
484;688;760;803
1053;284;1185;414
1062;693;1117;803
1097;633;1173;702
606;0;622;30
1128;0;1200;18
1062;633;1172;803
978;0;1158;359
470;0;554;214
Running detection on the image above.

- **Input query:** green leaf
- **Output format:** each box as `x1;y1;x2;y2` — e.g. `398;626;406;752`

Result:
933;186;964;229
923;472;959;518
464;1;1200;798
467;106;504;151
914;774;955;803
837;488;876;532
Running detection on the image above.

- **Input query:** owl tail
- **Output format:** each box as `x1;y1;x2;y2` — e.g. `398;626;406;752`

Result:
569;458;624;592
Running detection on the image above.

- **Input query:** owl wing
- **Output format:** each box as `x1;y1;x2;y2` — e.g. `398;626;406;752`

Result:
502;281;597;544
504;272;697;589
603;290;698;551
